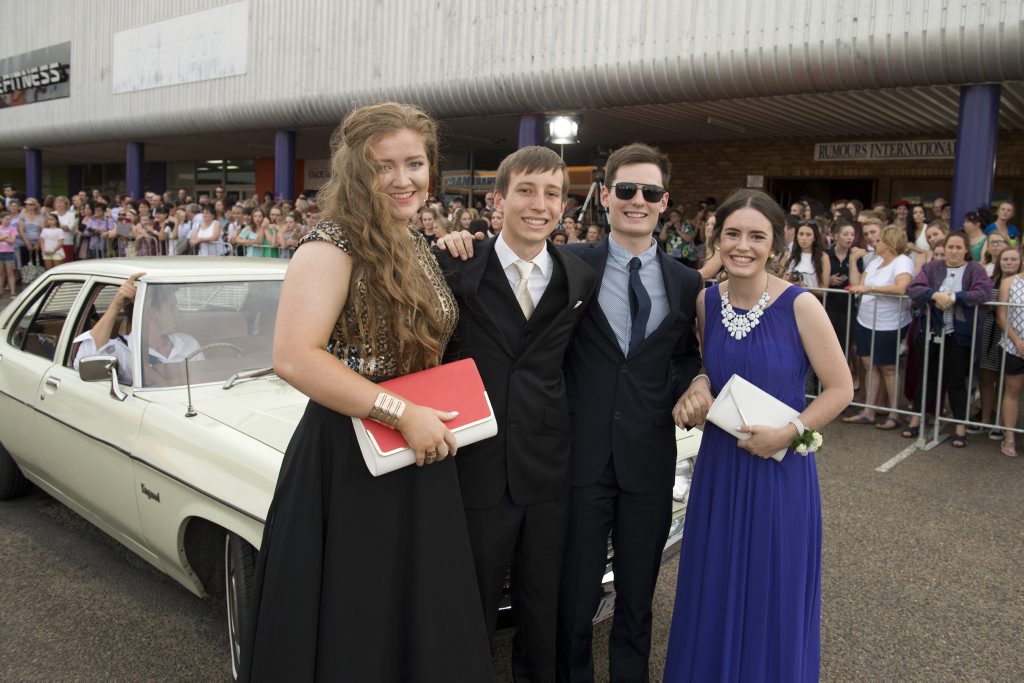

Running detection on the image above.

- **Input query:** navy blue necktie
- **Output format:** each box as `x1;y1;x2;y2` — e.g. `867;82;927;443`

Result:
628;256;651;355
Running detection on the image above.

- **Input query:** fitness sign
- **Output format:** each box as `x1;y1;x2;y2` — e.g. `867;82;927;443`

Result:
0;42;71;108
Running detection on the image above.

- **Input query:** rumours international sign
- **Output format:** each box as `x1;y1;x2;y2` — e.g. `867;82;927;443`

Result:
814;140;955;162
0;42;71;108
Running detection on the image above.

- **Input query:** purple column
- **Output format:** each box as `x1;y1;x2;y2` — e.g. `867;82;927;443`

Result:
518;114;545;148
126;142;144;200
274;130;296;201
24;149;42;200
950;85;1001;230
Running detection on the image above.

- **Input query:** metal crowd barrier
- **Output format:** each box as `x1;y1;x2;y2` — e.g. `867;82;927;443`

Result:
799;284;1024;451
67;227;287;260
921;298;1023;450
805;286;919;426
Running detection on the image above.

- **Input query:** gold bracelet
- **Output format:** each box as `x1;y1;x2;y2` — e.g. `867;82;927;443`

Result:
368;392;406;429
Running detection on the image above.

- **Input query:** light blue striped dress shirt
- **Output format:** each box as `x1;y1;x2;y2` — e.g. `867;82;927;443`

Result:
598;236;669;356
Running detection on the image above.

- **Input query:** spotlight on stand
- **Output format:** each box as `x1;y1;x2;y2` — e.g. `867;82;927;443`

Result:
546;115;582;145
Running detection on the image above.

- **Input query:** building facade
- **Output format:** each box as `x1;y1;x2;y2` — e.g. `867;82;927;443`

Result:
0;0;1021;217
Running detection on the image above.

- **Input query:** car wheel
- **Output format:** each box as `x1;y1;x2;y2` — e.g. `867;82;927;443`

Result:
0;442;32;500
225;533;257;680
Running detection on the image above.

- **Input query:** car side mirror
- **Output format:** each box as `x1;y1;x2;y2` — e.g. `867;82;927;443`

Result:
78;354;128;401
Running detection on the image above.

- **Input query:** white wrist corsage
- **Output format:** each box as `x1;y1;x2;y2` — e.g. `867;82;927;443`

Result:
791;429;824;456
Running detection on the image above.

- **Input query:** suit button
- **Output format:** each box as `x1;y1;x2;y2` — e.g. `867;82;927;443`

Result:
509;419;520;428
613;412;622;420
620;365;628;373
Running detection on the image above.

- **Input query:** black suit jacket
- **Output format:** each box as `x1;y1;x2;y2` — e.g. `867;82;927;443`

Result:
438;239;596;509
563;239;702;493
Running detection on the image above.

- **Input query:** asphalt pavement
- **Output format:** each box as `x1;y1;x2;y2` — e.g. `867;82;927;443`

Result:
2;418;1022;680
2;294;1022;680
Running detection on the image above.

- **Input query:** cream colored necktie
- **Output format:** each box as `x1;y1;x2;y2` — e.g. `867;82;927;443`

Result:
513;260;536;319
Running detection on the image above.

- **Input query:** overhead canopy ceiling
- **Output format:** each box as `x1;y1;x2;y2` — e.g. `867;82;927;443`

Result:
1;81;1021;167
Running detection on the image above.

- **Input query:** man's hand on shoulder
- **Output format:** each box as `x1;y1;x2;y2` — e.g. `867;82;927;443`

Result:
435;230;481;260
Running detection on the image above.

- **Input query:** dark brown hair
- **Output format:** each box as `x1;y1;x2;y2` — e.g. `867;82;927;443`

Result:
711;189;787;257
604;142;671;188
944;232;972;261
785;219;826;285
494;146;569;199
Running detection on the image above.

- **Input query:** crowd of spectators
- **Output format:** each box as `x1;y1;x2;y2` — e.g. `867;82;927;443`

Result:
0;184;322;282
1;178;1020;453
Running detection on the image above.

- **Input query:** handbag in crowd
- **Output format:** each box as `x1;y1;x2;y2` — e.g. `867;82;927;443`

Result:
20;250;44;285
351;358;498;476
705;374;800;461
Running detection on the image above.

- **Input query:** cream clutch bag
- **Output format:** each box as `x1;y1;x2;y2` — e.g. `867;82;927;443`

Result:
705;374;800;462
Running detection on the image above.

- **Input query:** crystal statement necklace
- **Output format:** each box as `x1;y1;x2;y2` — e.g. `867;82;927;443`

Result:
721;279;770;340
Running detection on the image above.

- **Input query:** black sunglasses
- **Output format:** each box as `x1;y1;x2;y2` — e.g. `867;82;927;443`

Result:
611;182;666;203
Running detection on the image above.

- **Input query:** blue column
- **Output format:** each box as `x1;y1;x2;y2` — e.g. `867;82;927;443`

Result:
67;164;84;196
518;114;545;148
274;130;296;201
950;85;1001;231
24;149;42;200
126;142;144;200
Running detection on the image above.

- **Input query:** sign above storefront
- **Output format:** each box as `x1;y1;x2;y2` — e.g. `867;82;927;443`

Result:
304;159;330;191
442;170;497;194
112;1;248;94
0;42;71;108
814;139;955;162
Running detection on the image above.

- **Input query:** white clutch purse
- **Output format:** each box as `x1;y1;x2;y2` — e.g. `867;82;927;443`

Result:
705;374;801;462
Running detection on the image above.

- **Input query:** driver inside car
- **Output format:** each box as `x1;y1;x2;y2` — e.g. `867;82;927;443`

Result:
72;272;202;385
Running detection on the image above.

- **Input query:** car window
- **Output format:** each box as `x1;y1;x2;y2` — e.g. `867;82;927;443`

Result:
140;280;281;388
8;280;84;361
65;282;128;368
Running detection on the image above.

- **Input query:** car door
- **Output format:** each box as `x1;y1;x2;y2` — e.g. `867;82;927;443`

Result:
30;278;151;555
0;278;85;477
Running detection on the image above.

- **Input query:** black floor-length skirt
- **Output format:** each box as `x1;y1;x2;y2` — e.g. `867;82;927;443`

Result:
239;400;494;682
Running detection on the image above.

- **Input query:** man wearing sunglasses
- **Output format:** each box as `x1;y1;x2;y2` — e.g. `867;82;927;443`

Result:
437;143;702;680
557;143;702;682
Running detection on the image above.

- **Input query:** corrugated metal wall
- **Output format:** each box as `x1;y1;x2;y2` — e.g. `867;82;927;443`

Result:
0;0;1021;146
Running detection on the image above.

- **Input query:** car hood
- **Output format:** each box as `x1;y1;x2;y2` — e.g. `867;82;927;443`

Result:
141;377;308;452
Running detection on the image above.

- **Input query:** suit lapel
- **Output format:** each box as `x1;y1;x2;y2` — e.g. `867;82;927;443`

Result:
451;238;515;358
579;239;623;353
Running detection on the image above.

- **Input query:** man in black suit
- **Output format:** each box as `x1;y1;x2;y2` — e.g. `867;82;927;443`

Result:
556;144;702;681
437;146;596;681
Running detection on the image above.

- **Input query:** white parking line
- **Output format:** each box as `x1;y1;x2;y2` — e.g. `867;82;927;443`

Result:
875;443;918;473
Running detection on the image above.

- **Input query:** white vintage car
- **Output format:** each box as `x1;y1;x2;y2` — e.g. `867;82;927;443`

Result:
0;257;699;676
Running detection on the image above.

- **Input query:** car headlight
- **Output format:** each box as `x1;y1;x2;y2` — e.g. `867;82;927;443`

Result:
672;457;693;503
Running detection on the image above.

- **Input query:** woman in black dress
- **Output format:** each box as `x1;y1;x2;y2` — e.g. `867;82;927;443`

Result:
239;103;493;681
825;221;858;354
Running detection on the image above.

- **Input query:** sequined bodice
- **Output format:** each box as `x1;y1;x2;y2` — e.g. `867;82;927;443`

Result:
299;220;458;377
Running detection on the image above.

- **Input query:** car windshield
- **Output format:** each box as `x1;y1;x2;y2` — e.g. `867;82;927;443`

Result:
139;280;281;388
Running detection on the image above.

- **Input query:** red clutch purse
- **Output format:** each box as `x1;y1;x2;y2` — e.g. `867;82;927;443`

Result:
351;358;498;476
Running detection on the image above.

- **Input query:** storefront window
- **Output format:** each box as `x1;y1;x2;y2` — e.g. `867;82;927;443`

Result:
225;159;255;185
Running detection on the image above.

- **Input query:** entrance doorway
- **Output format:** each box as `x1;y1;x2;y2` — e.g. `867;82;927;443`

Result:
768;178;876;212
194;185;255;207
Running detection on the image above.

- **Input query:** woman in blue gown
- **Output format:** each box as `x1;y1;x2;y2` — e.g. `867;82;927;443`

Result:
667;189;853;682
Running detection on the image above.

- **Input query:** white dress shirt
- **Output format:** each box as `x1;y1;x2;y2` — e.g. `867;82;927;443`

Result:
72;330;202;386
493;233;553;309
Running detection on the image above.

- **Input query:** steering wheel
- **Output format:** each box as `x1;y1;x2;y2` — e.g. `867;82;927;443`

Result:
194;342;245;358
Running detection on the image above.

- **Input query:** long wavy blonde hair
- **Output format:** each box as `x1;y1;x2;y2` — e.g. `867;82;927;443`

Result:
317;102;445;374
